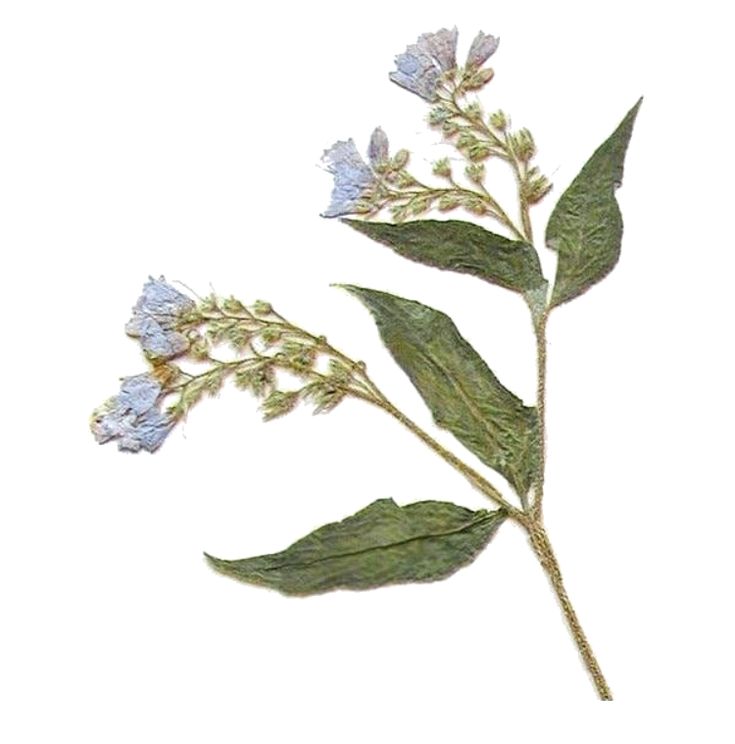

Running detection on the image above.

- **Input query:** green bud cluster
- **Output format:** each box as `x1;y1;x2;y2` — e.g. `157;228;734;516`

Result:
151;294;379;426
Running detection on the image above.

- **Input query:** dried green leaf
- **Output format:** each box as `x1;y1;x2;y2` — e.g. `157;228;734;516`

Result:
343;219;545;295
546;99;642;307
343;287;539;495
205;498;506;595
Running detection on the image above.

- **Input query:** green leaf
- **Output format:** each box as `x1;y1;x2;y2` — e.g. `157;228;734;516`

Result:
546;99;642;307
343;286;539;495
343;219;546;295
205;499;506;595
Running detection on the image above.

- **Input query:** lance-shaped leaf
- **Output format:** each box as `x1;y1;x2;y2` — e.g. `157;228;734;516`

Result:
205;499;506;595
546;98;642;307
343;219;546;295
343;286;539;495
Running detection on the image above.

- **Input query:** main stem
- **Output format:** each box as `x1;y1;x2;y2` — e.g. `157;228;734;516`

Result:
528;310;613;700
527;522;612;700
532;311;548;520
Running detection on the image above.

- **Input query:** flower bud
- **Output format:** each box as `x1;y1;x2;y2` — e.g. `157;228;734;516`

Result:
392;149;410;169
489;110;508;131
432;158;452;178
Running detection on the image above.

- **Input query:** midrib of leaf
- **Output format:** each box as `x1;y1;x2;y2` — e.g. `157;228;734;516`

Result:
242;513;497;572
407;342;511;442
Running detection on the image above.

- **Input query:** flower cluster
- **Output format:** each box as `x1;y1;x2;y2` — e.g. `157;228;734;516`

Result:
91;278;380;453
91;276;193;452
320;28;549;239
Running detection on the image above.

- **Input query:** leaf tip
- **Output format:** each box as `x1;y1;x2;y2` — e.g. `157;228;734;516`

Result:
332;283;364;297
629;96;643;121
203;552;226;571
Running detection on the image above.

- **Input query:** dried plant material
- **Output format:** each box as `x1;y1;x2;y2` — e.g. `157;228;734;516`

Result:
91;28;641;702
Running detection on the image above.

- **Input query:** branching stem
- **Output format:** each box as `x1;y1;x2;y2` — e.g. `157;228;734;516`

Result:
354;336;612;699
177;280;611;698
365;392;525;521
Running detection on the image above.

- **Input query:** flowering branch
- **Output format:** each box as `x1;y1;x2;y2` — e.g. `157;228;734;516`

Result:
321;28;550;246
91;27;641;703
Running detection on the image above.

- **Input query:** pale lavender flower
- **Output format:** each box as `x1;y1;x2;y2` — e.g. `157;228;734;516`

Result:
417;28;458;71
321;139;376;218
466;31;500;68
125;276;195;359
368;127;390;167
389;28;458;101
91;373;173;453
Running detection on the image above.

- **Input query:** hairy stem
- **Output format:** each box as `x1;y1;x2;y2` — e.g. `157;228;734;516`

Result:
532;311;548;519
527;309;611;699
527;522;613;700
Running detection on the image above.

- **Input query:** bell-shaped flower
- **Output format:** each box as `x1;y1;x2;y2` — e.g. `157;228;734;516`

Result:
389;28;458;101
91;373;173;453
321;139;377;218
125;276;196;359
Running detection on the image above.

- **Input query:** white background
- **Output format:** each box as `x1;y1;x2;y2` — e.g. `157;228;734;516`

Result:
2;0;733;740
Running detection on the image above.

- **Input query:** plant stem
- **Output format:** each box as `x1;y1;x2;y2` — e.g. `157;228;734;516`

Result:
366;364;612;698
371;396;525;521
527;310;612;700
532;311;548;520
526;521;613;700
201;294;612;698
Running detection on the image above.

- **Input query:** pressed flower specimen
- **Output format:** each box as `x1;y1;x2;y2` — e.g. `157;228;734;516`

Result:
91;28;640;700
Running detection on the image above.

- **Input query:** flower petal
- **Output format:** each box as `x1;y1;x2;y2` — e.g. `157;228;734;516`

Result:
389;29;459;101
389;44;442;101
417;27;458;72
117;373;162;415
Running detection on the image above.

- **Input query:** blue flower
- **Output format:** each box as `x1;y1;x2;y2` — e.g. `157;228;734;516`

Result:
321;139;377;218
389;28;458;101
91;373;173;453
466;31;499;69
125;276;196;359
